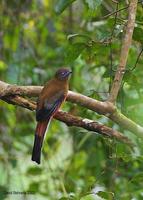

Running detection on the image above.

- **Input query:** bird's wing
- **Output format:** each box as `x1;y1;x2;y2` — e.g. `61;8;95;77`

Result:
36;92;66;122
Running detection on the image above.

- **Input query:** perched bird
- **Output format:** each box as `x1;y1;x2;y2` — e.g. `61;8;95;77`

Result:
32;68;72;164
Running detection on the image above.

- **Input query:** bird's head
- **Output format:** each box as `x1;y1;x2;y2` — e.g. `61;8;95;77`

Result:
55;68;72;81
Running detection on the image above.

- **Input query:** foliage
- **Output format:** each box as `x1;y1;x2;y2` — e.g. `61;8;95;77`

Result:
0;0;143;199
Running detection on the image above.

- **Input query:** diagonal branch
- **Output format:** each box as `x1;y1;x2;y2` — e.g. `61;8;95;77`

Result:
102;5;129;19
1;93;130;143
108;0;138;103
55;112;131;144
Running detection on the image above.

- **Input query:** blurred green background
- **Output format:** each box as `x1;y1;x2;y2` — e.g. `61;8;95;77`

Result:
0;0;143;199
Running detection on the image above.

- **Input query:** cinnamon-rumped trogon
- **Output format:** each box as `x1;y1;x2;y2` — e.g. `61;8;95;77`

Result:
32;68;72;164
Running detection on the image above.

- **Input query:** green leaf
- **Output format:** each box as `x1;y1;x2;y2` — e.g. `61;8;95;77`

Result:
97;191;114;200
65;43;86;63
55;0;76;14
0;186;8;200
80;194;95;200
0;60;7;71
124;72;139;87
133;27;143;43
9;158;17;168
59;194;77;200
85;0;103;10
26;167;42;175
131;172;143;183
28;183;39;192
67;34;91;44
115;143;132;162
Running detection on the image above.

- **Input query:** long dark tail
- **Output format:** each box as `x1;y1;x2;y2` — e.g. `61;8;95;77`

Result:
32;119;50;164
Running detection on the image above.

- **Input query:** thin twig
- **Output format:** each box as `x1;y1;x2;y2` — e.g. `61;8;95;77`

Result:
102;5;129;19
131;47;143;71
102;0;143;19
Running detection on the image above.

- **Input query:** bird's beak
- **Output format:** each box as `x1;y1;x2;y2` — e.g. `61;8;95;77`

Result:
67;71;72;76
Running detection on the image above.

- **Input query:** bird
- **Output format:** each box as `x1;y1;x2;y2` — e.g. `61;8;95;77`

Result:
31;68;72;164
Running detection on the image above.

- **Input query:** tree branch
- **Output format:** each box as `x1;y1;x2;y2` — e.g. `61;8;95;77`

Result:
55;112;131;144
0;81;115;114
1;80;143;139
102;5;129;19
0;91;130;143
108;0;138;103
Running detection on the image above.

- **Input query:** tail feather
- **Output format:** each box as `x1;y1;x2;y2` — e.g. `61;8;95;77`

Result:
31;134;42;164
32;120;50;164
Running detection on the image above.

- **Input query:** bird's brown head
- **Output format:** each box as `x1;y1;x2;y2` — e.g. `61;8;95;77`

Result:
55;68;72;81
